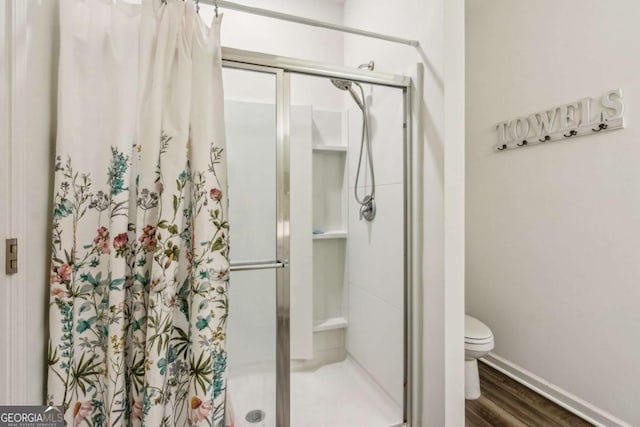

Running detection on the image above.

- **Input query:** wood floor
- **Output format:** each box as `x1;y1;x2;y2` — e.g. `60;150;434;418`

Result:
466;362;593;427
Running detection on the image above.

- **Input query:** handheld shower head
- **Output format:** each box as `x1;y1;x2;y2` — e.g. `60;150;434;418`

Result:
329;77;375;221
330;79;352;91
330;79;365;111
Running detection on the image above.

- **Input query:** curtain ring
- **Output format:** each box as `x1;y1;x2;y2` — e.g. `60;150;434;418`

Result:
214;1;219;17
195;0;200;14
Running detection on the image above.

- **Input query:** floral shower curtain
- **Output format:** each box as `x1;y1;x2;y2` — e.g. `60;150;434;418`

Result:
47;1;230;426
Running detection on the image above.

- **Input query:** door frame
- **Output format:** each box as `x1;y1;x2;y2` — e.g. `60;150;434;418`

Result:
2;0;30;405
222;48;415;427
221;60;292;427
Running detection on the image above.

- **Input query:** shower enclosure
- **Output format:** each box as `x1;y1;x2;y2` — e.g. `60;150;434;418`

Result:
221;48;413;427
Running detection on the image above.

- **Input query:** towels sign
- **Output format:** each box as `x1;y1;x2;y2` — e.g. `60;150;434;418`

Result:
495;89;624;151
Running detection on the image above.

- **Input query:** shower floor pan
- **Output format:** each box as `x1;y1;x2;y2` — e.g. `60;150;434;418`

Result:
227;357;402;427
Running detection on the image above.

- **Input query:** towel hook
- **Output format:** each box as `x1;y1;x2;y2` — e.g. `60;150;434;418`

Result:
592;112;608;132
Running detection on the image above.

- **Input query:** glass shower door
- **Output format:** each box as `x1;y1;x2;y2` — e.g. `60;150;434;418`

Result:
223;66;281;427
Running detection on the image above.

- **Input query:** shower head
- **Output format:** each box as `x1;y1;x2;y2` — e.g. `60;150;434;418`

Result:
330;79;364;111
330;79;352;91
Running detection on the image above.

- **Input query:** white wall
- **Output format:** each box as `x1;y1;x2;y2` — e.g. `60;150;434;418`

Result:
345;85;405;407
443;0;466;424
466;1;640;425
200;0;344;110
343;1;465;425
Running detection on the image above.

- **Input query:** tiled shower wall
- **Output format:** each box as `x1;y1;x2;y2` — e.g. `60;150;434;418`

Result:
346;86;405;406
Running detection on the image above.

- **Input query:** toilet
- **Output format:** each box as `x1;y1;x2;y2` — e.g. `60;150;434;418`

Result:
465;315;494;400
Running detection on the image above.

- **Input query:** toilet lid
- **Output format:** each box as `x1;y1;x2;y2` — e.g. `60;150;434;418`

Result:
465;315;493;341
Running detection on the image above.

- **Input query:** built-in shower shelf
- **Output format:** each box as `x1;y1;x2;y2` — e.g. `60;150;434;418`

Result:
313;317;348;332
312;145;347;152
313;231;347;240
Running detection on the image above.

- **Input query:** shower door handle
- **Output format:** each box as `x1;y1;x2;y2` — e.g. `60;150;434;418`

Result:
229;260;288;272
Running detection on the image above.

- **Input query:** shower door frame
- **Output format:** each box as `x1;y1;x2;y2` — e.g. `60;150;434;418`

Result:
221;47;414;427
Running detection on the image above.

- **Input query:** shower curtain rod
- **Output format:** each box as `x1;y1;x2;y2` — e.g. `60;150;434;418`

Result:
201;0;421;48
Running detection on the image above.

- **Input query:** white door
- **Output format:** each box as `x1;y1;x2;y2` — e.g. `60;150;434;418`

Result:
0;0;59;405
0;0;14;404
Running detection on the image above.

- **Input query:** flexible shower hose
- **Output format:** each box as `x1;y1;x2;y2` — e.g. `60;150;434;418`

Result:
353;82;375;207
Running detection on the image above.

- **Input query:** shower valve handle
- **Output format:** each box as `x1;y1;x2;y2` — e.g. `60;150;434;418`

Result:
359;197;376;221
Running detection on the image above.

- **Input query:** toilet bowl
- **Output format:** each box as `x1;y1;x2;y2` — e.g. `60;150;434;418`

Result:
465;315;494;400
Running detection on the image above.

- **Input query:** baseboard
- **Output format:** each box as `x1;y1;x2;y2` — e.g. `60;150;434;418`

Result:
480;353;632;427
